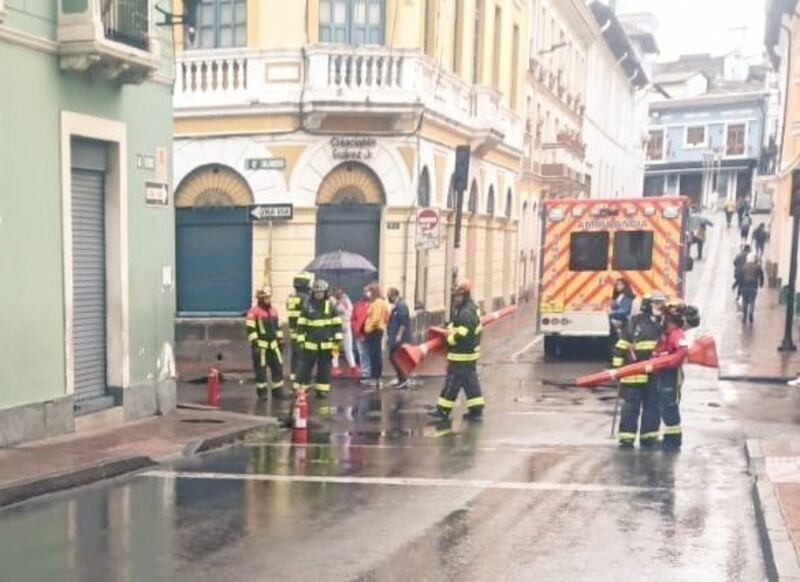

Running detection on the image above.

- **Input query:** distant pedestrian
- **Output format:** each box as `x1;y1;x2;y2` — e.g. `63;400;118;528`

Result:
352;288;372;381
732;244;751;309
364;283;389;386
736;198;749;228
724;199;736;228
753;223;769;259
739;253;765;324
331;287;357;377
692;217;713;260
740;212;752;242
387;287;412;389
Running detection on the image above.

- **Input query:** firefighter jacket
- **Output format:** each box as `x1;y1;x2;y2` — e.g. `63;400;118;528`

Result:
446;299;482;364
286;290;310;338
297;298;343;352
612;313;663;385
653;324;688;387
246;305;284;351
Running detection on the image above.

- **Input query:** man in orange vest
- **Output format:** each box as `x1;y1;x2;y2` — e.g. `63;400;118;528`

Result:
246;288;285;400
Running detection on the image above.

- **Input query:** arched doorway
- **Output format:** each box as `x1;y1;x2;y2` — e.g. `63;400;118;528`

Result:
175;164;254;314
316;162;385;300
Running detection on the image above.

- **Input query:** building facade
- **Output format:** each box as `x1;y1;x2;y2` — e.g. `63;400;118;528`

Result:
172;0;529;372
0;1;176;444
583;2;654;199
643;53;770;210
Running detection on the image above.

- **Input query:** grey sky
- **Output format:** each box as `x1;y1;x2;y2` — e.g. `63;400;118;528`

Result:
612;0;766;61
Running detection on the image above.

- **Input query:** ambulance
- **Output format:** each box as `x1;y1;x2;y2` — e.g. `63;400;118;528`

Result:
537;196;692;357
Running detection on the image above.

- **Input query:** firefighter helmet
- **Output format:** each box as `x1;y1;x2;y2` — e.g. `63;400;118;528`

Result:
312;279;330;295
255;287;272;299
293;272;315;291
455;279;472;295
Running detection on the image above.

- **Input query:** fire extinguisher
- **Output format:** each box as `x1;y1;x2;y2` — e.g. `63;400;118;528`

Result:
207;368;220;407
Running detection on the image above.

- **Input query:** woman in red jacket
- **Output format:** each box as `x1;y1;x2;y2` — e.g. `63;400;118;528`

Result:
652;302;690;451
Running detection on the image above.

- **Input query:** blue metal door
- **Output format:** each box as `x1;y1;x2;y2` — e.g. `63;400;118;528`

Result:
316;204;381;300
176;207;252;315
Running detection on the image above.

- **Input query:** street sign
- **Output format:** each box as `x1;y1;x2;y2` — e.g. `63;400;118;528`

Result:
250;204;293;220
245;158;286;171
416;207;441;250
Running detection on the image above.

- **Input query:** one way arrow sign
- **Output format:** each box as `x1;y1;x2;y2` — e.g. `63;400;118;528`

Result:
250;204;294;221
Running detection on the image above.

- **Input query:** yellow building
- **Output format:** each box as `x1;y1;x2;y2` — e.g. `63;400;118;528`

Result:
765;0;799;287
172;0;530;368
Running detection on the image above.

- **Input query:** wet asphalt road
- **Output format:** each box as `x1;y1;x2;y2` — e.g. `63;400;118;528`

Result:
3;220;798;582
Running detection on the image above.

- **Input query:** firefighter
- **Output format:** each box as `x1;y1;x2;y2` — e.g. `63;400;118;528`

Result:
296;279;343;397
651;301;690;451
245;288;285;400
613;291;665;448
287;272;314;389
428;279;484;421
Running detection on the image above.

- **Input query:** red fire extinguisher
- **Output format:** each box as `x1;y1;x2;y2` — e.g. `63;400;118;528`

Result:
207;368;220;407
293;388;308;430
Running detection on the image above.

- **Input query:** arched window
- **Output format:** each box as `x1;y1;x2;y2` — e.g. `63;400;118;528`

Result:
486;186;495;215
505;188;514;219
468;179;478;214
418;167;431;207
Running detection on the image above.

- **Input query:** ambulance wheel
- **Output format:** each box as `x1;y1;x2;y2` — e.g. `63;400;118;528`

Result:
544;336;562;359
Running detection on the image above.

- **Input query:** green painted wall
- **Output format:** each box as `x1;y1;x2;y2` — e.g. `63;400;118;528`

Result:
0;3;175;410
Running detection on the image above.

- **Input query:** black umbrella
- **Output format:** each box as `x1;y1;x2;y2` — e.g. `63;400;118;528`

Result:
304;250;377;275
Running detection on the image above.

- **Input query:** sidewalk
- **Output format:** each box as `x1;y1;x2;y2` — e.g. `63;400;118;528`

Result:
0;407;277;509
748;440;800;581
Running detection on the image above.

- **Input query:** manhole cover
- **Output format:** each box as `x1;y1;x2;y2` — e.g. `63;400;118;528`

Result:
181;419;226;424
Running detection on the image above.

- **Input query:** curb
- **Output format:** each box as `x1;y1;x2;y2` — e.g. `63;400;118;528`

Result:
0;456;155;510
0;418;278;510
719;374;793;385
746;439;800;582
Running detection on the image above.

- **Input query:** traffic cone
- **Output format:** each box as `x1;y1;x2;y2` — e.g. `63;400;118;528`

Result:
687;335;718;367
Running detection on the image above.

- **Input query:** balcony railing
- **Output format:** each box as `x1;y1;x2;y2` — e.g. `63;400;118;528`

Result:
174;46;525;152
101;0;149;51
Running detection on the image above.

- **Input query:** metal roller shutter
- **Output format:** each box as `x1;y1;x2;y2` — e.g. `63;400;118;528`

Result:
71;169;108;408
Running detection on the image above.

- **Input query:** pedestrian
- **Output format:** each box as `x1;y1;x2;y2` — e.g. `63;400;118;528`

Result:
612;291;665;449
692;217;713;260
296;279;343;397
753;223;769;259
387;287;412;389
429;280;484;421
739;253;765;324
732;244;751;309
331;287;357;377
286;272;314;390
736;198;746;228
608;278;634;352
724;199;736;228
352;287;372;382
364;283;389;386
740;212;752;242
245;288;285;400
652;302;690;451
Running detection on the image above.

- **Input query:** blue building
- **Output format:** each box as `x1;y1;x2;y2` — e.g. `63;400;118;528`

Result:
643;53;772;208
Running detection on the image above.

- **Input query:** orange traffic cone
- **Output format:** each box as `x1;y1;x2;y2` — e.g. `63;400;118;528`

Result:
687;335;718;367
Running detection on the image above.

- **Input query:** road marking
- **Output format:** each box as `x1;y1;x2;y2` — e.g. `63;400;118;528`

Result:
140;470;668;494
243;442;564;454
511;335;543;361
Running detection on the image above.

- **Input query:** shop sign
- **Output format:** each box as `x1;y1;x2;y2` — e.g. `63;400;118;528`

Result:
145;181;169;207
330;137;377;161
416;207;441;249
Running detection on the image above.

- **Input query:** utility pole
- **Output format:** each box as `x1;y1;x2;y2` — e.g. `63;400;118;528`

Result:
450;145;470;320
779;169;800;352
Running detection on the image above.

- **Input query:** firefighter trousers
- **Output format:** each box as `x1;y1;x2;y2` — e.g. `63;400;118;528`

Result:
618;379;660;446
297;349;333;396
252;345;284;391
655;372;682;449
436;363;485;417
289;336;302;386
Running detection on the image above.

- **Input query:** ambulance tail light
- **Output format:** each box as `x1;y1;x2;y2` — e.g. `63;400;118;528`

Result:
542;317;551;325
